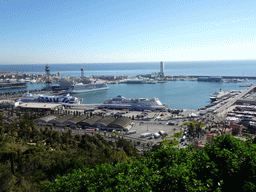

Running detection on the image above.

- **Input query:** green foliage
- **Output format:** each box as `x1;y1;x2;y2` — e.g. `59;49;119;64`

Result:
46;134;256;191
161;139;179;147
0;114;140;191
183;121;206;127
171;131;183;138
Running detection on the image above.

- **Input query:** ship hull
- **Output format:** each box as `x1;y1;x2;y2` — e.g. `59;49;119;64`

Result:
69;87;109;94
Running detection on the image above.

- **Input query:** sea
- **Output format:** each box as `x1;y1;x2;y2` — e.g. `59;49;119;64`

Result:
1;60;256;110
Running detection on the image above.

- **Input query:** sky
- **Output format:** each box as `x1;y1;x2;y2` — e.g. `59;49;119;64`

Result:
0;0;255;64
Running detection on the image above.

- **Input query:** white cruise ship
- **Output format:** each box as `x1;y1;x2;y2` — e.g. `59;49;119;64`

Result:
102;95;167;110
67;82;109;93
210;89;230;101
20;93;82;104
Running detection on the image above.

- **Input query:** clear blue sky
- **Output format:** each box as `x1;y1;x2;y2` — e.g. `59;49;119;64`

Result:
0;0;255;64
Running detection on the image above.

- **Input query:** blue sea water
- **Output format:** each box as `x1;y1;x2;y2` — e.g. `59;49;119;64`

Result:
1;60;256;77
1;60;256;110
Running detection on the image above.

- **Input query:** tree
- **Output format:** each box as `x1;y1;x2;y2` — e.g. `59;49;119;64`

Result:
46;134;256;191
173;128;176;133
161;133;168;141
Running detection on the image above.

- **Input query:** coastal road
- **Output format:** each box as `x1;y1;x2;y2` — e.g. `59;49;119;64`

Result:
215;84;256;115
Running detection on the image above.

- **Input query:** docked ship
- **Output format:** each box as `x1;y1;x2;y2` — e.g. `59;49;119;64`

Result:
20;92;82;104
101;95;167;110
0;82;27;90
67;82;109;93
239;84;252;87
125;79;144;84
210;89;230;101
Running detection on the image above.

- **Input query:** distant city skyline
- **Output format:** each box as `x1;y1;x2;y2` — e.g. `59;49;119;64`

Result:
0;0;255;64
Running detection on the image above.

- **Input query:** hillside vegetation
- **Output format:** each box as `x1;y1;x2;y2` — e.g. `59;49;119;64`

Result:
46;134;256;191
0;113;140;191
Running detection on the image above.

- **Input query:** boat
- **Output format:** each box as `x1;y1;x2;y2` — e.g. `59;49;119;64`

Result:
101;95;167;110
24;78;31;82
67;82;109;93
0;82;27;90
125;79;144;84
30;79;37;84
20;92;82;104
239;84;252;87
145;80;157;84
157;79;167;83
210;89;230;101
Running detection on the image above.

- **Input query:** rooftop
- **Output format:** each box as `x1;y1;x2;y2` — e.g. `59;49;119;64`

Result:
19;102;61;109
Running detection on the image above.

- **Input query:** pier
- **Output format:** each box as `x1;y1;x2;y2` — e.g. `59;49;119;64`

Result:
215;84;256;115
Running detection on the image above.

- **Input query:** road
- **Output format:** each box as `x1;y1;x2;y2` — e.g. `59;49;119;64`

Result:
215;84;256;115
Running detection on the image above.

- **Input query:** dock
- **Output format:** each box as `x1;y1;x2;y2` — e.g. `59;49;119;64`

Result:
215;84;256;115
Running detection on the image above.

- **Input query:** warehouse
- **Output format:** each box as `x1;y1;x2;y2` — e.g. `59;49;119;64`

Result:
34;114;60;126
92;116;116;129
107;117;132;131
48;114;74;127
77;116;102;129
63;115;88;128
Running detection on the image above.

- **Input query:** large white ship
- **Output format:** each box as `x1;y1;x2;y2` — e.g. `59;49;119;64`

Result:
67;82;109;93
101;95;167;110
210;89;230;101
20;93;82;104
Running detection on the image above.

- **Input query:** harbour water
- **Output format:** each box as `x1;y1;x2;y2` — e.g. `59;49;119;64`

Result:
1;60;256;110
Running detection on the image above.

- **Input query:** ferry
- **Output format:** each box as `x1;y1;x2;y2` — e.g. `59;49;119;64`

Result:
210;89;230;101
67;82;109;93
101;95;167;110
20;92;82;104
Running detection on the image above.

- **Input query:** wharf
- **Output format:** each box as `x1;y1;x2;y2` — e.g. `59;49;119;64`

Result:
165;75;256;81
166;75;256;80
215;84;256;115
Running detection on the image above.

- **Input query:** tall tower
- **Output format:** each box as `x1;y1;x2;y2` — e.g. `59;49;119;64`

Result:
81;68;84;77
45;64;51;91
160;61;165;77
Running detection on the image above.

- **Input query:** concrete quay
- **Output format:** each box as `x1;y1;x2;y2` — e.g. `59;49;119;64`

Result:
215;84;256;115
168;75;256;80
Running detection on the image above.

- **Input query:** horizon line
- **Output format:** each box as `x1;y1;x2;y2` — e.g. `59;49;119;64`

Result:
1;59;256;65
